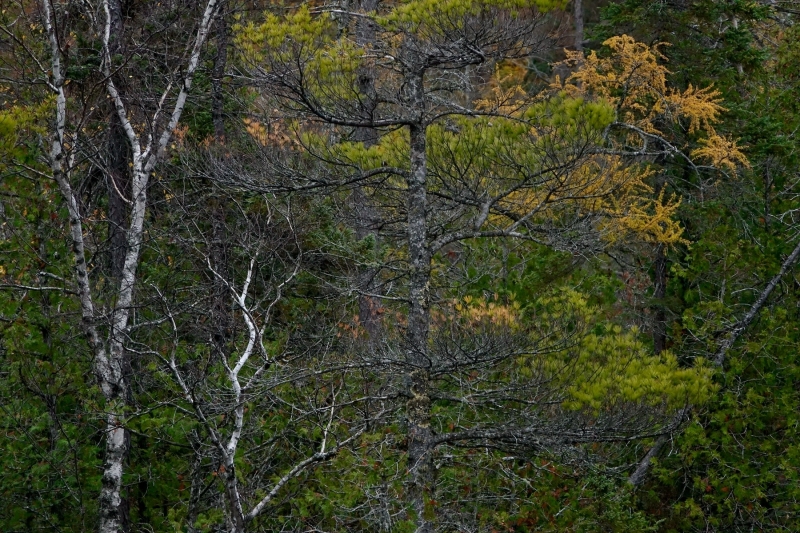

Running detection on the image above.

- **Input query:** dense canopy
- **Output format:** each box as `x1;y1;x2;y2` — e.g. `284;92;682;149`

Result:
1;0;799;532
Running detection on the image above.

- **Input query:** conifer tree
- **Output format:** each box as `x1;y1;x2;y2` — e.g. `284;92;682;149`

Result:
233;4;733;529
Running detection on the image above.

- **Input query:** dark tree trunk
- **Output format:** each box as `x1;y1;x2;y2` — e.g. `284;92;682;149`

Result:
102;4;132;532
106;0;130;282
573;0;584;51
209;194;231;357
212;0;228;142
653;244;667;354
353;0;384;339
210;3;232;355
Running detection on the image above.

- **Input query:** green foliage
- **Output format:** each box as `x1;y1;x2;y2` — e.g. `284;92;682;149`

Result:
2;0;799;530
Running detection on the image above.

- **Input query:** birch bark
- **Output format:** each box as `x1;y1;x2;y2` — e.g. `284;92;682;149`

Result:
39;0;220;530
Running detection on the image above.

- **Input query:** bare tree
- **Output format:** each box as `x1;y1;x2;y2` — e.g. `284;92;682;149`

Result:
32;0;220;529
134;182;382;532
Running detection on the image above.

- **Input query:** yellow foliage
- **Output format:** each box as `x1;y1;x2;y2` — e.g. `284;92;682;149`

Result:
604;189;687;245
691;134;750;172
453;294;521;330
380;0;567;31
666;84;724;134
538;35;748;244
557;35;727;140
475;61;529;113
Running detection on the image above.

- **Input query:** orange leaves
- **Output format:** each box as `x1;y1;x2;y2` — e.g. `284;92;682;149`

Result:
243;117;269;145
243;116;295;148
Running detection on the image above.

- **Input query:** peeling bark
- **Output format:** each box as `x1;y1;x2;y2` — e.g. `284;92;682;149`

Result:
40;0;221;531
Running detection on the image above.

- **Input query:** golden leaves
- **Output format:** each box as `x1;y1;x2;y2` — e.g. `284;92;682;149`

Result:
475;61;529;113
453;295;521;330
667;84;724;134
691;134;750;172
558;35;734;150
546;35;750;245
605;189;687;246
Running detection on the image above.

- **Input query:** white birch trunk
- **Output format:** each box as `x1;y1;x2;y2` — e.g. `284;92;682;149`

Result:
40;1;220;531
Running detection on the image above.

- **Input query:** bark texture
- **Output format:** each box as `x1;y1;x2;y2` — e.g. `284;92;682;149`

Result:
573;0;584;51
406;120;435;533
41;0;222;530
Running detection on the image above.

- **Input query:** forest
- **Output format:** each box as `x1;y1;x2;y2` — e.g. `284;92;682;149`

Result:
0;0;798;531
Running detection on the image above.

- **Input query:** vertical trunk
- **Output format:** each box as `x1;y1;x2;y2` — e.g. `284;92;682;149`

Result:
222;459;245;533
763;160;772;233
652;244;667;354
353;0;383;338
106;0;129;281
210;195;231;356
210;2;232;356
107;116;130;280
102;4;133;524
186;436;205;533
49;0;220;529
96;160;149;533
572;0;584;51
406;122;435;533
732;17;744;76
353;0;378;146
651;176;668;355
98;400;130;533
212;0;228;142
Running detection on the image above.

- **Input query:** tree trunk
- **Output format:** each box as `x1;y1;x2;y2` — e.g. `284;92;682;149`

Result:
106;0;130;282
651;176;668;355
212;0;228;142
406;121;435;533
209;3;232;356
353;0;383;339
573;0;584;51
652;244;667;354
222;457;245;533
98;400;130;533
101;5;133;526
